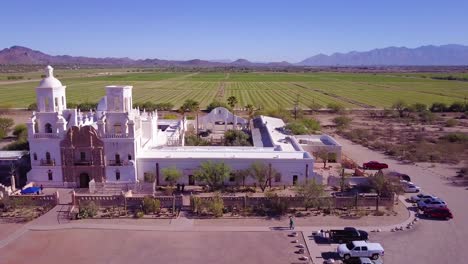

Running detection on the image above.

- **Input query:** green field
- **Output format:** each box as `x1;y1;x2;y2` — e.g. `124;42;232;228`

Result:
0;70;467;110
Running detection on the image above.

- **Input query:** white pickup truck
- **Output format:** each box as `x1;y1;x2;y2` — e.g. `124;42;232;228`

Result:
337;240;384;260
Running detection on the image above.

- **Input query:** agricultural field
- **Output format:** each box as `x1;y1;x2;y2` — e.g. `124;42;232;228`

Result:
0;70;467;110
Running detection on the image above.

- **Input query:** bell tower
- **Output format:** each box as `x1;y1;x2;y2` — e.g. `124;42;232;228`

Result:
36;65;67;113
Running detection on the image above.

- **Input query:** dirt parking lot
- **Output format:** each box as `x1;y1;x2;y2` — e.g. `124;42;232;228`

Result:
0;229;309;264
337;135;468;263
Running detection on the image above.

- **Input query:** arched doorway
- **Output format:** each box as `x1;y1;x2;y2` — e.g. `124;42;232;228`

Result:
79;173;90;188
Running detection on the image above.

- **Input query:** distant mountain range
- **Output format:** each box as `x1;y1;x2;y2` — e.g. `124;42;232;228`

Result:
298;44;468;66
1;44;468;67
0;46;290;67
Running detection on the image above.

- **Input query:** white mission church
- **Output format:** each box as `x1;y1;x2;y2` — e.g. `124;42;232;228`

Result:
26;66;341;188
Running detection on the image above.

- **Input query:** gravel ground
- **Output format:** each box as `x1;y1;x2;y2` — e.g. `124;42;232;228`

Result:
336;135;468;263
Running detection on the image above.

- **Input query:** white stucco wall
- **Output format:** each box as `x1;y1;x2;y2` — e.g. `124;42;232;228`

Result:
136;157;316;186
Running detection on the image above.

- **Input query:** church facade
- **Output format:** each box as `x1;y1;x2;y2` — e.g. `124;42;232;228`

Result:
26;66;319;188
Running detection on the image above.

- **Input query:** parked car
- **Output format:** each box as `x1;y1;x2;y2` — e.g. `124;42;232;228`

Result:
362;161;388;170
418;198;447;210
410;193;437;203
402;182;421;193
344;257;383;264
337;240;384;260
423;207;453;220
329;227;369;243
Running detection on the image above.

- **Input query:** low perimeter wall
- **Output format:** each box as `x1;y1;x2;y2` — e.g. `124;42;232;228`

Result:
73;193;183;210
8;192;59;207
195;195;394;210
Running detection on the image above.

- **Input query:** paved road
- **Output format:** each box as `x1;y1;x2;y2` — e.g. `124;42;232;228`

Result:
337;135;468;263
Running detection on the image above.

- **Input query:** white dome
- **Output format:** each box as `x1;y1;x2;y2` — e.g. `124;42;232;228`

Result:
37;65;63;88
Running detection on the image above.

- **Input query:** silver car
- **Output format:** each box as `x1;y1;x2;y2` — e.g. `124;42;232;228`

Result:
410;193;437;203
417;198;447;210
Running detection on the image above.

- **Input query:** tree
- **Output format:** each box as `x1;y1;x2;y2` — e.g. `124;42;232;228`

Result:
392;99;407;118
233;168;250;187
296;179;324;210
249;162;276;192
0;117;14;139
224;130;251;146
13;124;27;138
313;147;330;168
245;104;256;130
162;166;182;186
206;100;229;112
194;161;231;191
227;96;238;109
179;99;200;113
411;103;427;112
368;170;401;211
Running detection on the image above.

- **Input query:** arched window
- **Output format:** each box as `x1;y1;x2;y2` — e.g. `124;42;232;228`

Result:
34;122;39;133
45;123;53;133
33;153;37;161
115;170;121;181
54;97;58;107
128;154;132;160
48;170;53;181
45;97;50;110
114;123;122;134
46;152;51;162
61;96;65;106
115;154;121;165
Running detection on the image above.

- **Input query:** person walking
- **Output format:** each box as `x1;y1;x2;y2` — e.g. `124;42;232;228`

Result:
289;216;295;230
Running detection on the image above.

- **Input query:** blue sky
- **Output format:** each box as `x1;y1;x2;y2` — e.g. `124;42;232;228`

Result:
1;0;467;62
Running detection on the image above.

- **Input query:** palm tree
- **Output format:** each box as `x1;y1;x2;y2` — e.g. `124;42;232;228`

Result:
227;96;238;110
245;104;255;130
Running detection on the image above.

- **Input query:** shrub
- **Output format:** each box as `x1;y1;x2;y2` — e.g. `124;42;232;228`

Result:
0;117;14;139
142;196;161;214
440;133;468;143
285;122;308;135
185;135;210;146
163;114;178;119
78;201;98;219
224;130;251;146
264;192;289;216
77;102;98;111
327;102;345;113
135;210;144;218
144;172;155;183
285;118;321;135
208;195;224;218
27;103;37;111
449;102;466;112
419;110;436;123
430;102;448;112
332;115;352;129
445;119;458;127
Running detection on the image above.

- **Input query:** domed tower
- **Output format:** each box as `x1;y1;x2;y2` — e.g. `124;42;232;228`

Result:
36;65;67;112
26;65;68;187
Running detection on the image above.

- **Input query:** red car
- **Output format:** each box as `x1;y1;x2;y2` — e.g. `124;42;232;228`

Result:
423;207;453;220
362;161;389;170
